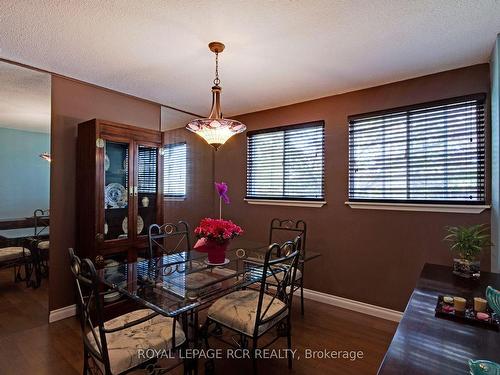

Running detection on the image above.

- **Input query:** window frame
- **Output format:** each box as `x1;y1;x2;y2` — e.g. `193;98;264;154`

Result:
246;120;326;203
163;141;187;200
347;93;487;206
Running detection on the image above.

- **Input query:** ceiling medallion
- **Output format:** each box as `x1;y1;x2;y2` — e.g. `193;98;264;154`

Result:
186;41;246;150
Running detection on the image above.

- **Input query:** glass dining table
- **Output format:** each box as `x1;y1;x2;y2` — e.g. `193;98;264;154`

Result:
97;238;320;318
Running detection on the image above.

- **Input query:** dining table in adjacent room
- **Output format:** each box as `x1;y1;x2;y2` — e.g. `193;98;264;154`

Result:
0;227;49;244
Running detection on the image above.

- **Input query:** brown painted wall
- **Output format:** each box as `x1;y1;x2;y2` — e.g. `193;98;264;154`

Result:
163;129;215;231
50;76;160;311
214;64;491;311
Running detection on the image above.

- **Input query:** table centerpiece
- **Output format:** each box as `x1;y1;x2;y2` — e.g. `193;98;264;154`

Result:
194;182;243;265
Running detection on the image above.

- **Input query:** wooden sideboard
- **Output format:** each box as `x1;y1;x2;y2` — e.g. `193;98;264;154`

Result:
378;263;500;374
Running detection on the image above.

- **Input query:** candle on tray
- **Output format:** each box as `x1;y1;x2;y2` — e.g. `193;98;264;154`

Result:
453;297;466;312
474;297;487;312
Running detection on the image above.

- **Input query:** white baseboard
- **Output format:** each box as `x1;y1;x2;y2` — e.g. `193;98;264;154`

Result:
302;288;403;322
49;304;77;323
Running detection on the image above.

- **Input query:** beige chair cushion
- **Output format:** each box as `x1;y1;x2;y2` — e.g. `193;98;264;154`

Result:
87;308;186;374
37;241;50;250
208;290;287;336
266;267;302;285
0;247;30;262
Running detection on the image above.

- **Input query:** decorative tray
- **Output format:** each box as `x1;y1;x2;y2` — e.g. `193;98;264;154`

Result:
435;295;499;331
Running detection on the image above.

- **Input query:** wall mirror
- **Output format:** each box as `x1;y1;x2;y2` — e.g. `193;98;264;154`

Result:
0;61;51;311
0;62;51;219
161;106;215;227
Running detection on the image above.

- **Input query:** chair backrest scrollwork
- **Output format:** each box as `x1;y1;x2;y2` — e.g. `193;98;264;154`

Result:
148;221;191;259
269;218;306;261
34;209;50;239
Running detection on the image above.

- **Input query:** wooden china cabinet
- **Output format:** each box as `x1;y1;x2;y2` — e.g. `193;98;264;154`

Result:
76;119;163;265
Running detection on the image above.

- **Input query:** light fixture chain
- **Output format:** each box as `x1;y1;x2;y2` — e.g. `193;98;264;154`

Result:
214;52;220;86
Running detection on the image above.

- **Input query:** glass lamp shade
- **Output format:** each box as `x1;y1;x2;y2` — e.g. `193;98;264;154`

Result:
186;118;246;150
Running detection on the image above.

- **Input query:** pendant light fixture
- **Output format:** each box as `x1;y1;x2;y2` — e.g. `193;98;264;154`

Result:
39;152;51;162
186;41;246;150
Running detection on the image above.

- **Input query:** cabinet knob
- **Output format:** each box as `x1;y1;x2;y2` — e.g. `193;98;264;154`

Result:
96;233;104;241
95;255;104;265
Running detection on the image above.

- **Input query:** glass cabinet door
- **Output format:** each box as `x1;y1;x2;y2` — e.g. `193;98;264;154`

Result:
137;145;159;237
103;141;130;241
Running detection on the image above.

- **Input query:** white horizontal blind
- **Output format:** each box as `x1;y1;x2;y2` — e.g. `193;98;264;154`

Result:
163;142;187;198
247;122;325;200
348;95;486;204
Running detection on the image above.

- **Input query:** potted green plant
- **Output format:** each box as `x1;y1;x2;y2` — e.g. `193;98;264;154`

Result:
444;224;491;278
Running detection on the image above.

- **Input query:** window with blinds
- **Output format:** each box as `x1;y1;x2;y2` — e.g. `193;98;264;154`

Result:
246;121;325;201
137;146;158;194
163;142;187;198
348;94;486;204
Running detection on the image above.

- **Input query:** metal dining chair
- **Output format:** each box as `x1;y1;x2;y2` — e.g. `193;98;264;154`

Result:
148;220;207;333
267;218;307;315
148;220;210;274
68;248;187;375
202;237;301;375
0;244;32;285
34;209;50;239
148;221;192;258
34;209;50;274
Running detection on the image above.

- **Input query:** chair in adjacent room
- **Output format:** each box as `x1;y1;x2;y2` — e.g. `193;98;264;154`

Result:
266;218;307;315
0;244;32;285
34;208;50;275
203;237;301;374
68;248;187;375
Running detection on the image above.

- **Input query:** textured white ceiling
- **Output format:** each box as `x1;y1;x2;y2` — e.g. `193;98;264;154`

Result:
161;106;196;130
0;61;51;133
1;0;499;117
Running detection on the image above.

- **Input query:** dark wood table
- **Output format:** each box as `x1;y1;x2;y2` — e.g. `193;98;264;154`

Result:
378;263;500;375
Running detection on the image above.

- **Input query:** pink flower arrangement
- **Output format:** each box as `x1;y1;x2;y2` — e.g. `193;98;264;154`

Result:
194;217;243;244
